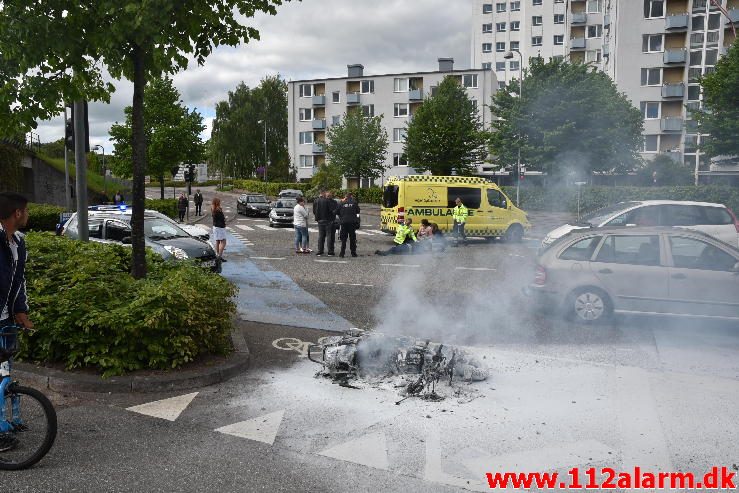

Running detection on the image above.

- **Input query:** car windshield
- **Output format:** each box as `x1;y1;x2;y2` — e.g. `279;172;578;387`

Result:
274;200;297;208
577;202;640;226
143;217;190;240
248;196;268;203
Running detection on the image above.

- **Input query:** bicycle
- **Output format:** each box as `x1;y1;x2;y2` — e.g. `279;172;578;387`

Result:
0;324;57;470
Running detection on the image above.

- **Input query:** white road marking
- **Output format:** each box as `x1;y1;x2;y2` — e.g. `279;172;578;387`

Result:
126;392;198;422
235;225;254;231
380;263;420;268
318;281;373;287
308;228;318;233
319;432;389;471
507;254;526;258
425;428;487;492
214;410;285;446
455;267;496;271
250;256;286;260
365;229;386;235
355;230;373;236
256;225;275;231
314;260;349;264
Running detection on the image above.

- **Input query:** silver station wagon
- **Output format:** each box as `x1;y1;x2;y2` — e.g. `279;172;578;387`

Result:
528;227;739;323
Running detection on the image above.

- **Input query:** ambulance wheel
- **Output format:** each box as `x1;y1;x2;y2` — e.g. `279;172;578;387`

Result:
503;224;524;243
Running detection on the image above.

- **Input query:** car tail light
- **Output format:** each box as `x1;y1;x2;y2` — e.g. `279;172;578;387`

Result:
534;265;546;286
727;207;739;234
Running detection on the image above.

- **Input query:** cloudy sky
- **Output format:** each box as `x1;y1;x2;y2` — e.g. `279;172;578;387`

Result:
33;0;472;152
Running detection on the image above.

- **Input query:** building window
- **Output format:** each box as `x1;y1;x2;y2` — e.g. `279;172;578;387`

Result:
690;32;704;49
483;3;493;13
643;135;659;153
586;0;602;13
332;91;341;103
554;35;564;45
483;23;493;33
496;42;506;52
392;128;406;143
299;108;313;121
684;134;698;154
688;67;702;82
299;155;314;168
332;115;341;126
692;15;705;31
640;68;662;86
462;74;478;88
299;131;314;144
643;0;664;19
510;60;520;71
532;0;542;5
706;31;719;47
531;36;542;46
393;153;408;167
498;81;507;89
299;84;313;98
554;14;564;24
642;34;663;53
496;2;506;12
496;61;506;71
708;13;721;30
690;50;703;66
511;21;520;31
532;16;543;26
640;102;660;120
693;0;707;12
394;103;409;117
687;85;700;101
510;41;520;51
360;80;374;94
482;62;492;70
496;22;506;32
705;49;718;65
362;104;375;117
585;49;601;63
483;43;493;53
394;78;409;92
510;1;520;11
586;24;603;38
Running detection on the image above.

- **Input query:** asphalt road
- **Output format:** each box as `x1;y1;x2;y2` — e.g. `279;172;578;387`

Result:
6;185;737;492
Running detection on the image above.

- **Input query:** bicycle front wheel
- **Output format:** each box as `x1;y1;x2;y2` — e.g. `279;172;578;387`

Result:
0;385;57;470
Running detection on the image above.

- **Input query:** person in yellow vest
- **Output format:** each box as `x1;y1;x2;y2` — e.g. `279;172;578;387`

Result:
452;197;468;246
374;217;417;256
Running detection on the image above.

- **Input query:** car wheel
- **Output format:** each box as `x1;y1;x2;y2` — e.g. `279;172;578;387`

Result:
566;287;612;323
503;224;524;243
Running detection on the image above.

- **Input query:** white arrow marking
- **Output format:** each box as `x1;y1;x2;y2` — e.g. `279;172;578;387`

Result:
319;432;389;470
215;410;285;445
126;392;198;422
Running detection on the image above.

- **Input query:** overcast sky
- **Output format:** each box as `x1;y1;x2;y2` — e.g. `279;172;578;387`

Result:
33;0;472;152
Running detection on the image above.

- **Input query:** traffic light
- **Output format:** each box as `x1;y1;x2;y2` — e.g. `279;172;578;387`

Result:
64;118;74;151
188;164;196;182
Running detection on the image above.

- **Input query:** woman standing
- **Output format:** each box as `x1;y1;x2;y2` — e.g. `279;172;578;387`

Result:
177;192;188;222
211;197;227;263
293;196;311;254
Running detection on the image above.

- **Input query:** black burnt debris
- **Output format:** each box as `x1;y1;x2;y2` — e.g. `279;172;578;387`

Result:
308;329;488;404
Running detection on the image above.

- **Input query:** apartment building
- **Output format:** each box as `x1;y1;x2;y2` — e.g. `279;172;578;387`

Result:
287;59;497;187
471;0;738;180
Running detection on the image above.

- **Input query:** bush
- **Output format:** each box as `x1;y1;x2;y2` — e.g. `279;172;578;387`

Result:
19;233;237;377
146;179;234;188
26;203;65;231
145;198;178;218
232;179;313;197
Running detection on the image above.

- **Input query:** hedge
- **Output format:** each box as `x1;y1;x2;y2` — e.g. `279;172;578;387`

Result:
146;179;234;188
232;179;313;197
18;233;237;377
26;203;66;232
145;198;178;218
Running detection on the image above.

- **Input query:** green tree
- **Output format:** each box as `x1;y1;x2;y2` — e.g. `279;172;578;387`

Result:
0;0;289;278
324;109;389;187
404;76;488;176
311;163;343;191
489;57;643;179
694;41;739;159
38;139;66;160
109;77;205;199
635;154;694;186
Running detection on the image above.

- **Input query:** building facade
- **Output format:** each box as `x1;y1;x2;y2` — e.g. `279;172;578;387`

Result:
287;59;497;186
471;0;738;180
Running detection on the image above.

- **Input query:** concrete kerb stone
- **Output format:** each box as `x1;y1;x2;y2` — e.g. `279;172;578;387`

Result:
12;329;250;394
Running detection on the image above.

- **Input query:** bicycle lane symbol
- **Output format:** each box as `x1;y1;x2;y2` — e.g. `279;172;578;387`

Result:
271;337;330;358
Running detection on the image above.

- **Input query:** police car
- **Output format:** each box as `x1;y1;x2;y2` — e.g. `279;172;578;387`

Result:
61;205;218;269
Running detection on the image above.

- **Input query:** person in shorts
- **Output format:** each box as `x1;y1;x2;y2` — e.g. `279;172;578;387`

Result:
211;197;227;262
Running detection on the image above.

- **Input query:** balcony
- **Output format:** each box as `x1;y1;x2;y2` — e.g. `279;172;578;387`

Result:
661;83;685;98
571;12;587;24
312;143;325;154
665;14;689;30
663;48;687;64
570;37;586;50
312;95;325;106
660;117;684;132
346;92;361;105
409;88;423;101
312;119;326;130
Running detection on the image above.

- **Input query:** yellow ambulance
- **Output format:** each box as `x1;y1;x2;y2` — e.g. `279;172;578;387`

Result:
380;175;531;242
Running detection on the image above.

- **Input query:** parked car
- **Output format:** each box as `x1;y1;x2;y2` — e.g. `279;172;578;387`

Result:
528;227;739;323
277;189;304;199
62;208;218;269
146;210;210;241
268;198;297;227
542;200;739;249
237;194;270;217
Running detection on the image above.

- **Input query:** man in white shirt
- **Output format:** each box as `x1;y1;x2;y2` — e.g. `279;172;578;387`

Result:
292;196;311;254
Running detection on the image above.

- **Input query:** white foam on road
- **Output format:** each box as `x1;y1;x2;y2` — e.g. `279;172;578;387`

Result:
215;410;285;445
319;432;389;471
126;392;198;422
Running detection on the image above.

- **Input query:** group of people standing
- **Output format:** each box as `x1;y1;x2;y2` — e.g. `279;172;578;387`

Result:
293;190;360;258
177;190;204;222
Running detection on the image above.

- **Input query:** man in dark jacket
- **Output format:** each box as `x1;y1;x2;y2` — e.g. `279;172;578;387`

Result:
337;192;360;258
193;189;204;216
177;192;188;222
313;189;338;257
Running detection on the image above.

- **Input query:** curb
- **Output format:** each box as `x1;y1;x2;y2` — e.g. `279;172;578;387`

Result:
13;329;250;394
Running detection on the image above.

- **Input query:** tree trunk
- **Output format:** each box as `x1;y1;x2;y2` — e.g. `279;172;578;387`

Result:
159;174;165;200
130;44;148;279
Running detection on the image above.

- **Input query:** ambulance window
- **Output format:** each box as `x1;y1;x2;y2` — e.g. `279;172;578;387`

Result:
487;189;507;209
447;187;481;209
383;185;399;208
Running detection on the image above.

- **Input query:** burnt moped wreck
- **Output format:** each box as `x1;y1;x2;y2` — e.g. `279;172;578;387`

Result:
307;329;488;404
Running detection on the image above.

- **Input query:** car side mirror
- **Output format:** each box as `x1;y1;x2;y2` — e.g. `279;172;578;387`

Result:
122;237;132;245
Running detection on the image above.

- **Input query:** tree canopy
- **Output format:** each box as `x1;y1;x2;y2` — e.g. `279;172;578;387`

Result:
403;76;488;176
109;77;205;198
694;41;739;159
489;57;643;179
324;109;389;185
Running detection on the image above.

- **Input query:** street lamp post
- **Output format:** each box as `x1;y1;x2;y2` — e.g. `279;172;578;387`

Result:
93;144;106;200
257;119;267;182
504;50;524;206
